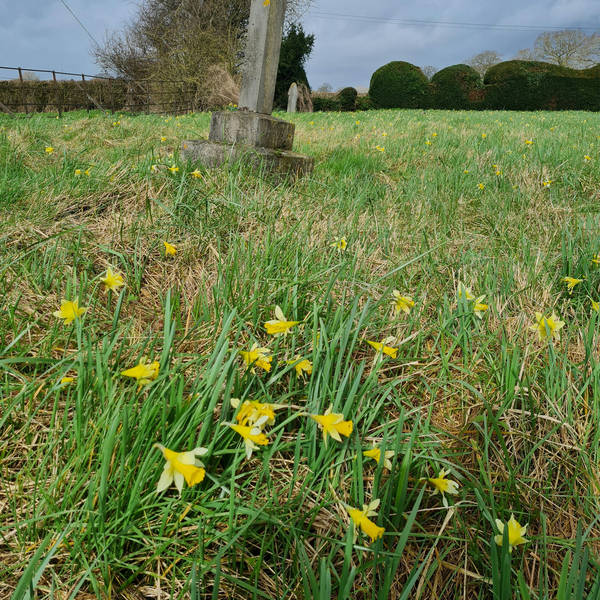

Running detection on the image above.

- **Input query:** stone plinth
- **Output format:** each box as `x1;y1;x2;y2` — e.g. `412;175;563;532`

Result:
182;139;314;178
209;111;294;150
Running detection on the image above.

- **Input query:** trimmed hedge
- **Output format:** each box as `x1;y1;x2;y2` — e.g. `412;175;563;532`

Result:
337;86;358;111
369;61;429;109
311;60;599;112
431;64;482;109
483;60;600;110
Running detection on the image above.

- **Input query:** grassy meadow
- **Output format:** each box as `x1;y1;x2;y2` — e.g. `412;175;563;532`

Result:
1;106;600;599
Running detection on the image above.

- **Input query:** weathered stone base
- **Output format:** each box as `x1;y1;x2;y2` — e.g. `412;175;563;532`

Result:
210;111;295;150
182;139;314;178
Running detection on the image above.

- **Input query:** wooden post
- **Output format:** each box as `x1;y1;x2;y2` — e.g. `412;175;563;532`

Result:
52;70;62;118
18;67;28;114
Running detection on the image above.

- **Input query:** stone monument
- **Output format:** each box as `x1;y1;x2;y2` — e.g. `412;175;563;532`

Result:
182;0;313;178
287;82;298;113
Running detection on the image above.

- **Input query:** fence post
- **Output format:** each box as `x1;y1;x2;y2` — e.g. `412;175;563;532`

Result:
52;70;62;119
146;81;150;115
18;67;28;114
109;78;115;114
81;74;89;113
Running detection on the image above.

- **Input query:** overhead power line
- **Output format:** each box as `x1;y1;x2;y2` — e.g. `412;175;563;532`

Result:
57;0;102;48
308;10;600;33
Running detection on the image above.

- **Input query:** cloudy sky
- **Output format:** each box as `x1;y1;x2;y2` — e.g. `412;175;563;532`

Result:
0;0;598;88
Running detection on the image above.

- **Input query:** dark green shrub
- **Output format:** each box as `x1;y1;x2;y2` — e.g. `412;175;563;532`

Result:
312;96;340;112
483;60;600;110
431;64;482;109
355;95;372;111
368;61;429;109
336;86;358;111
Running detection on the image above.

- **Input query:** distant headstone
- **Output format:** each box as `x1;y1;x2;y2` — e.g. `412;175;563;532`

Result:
287;82;298;113
182;0;313;178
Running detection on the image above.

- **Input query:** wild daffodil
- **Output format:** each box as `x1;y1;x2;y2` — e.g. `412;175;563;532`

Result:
45;146;54;154
53;299;86;325
310;404;353;444
101;267;125;292
264;305;300;336
154;444;207;495
190;169;202;178
121;358;159;385
562;276;583;293
168;165;179;174
363;447;394;470
231;398;276;427
592;299;600;312
530;312;564;342
330;237;347;252
347;499;385;543
424;468;460;507
392;291;414;315
164;241;177;256
474;296;489;319
239;343;272;373
592;254;600;265
494;514;528;552
366;339;398;359
228;421;269;459
286;357;313;379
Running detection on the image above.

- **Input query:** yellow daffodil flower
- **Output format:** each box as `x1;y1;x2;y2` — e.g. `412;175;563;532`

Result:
228;422;269;459
164;241;177;256
425;468;460;507
239;343;272;373
457;282;475;301
190;169;202;178
481;133;487;139
562;276;583;293
366;340;398;359
525;139;533;145
75;169;82;176
160;136;167;142
60;376;75;384
591;299;599;312
474;296;489;319
168;165;179;174
363;447;394;470
231;398;276;427
263;0;270;5
154;444;207;495
286;357;313;378
592;254;600;265
494;514;528;552
121;358;159;385
330;237;347;252
542;180;552;187
53;299;86;325
264;305;300;336
530;312;565;342
101;267;125;292
584;155;591;161
392;291;414;315
478;183;485;190
45;146;54;154
310;404;353;444
347;499;385;543
151;164;159;173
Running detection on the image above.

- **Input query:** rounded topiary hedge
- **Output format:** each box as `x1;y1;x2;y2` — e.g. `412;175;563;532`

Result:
483;60;600;110
431;64;482;109
337;86;358;111
368;61;429;109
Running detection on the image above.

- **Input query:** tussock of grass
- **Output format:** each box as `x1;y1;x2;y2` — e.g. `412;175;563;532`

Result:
1;108;600;599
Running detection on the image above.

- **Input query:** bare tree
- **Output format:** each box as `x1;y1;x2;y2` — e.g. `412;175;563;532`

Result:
513;48;536;61
466;50;502;76
533;30;600;68
316;82;332;92
421;65;437;80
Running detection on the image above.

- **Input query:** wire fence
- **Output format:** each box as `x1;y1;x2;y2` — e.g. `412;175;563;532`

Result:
0;66;205;117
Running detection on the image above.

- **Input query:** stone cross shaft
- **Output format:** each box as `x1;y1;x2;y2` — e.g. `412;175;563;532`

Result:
239;0;287;115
